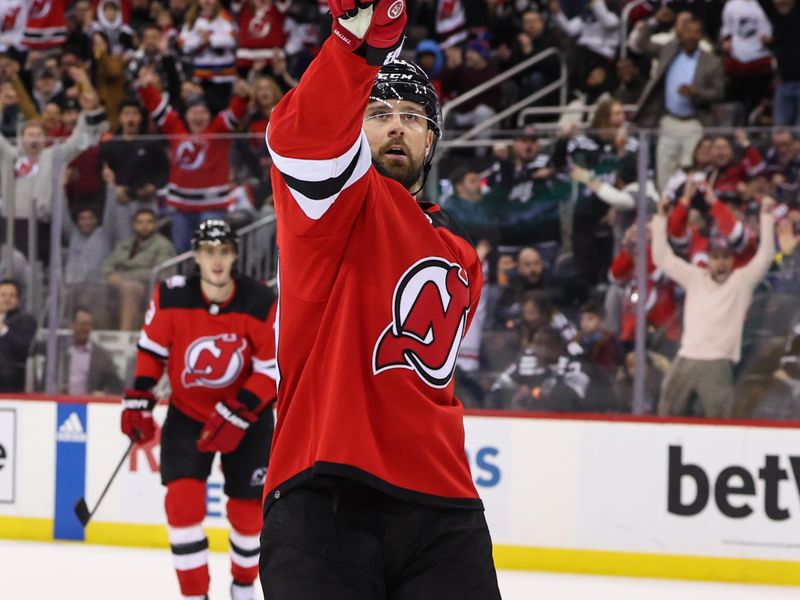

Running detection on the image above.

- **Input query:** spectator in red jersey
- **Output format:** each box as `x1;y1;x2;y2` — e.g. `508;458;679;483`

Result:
179;0;238;113
136;66;250;252
23;0;68;52
236;0;290;73
704;131;764;200
607;223;682;357
667;175;758;268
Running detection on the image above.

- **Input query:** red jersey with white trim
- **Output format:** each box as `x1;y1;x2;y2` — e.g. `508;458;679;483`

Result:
667;199;757;268
236;0;288;67
138;84;247;212
134;275;277;422
23;0;65;50
265;38;483;509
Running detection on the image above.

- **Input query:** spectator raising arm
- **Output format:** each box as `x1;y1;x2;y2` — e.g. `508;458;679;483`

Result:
652;199;701;289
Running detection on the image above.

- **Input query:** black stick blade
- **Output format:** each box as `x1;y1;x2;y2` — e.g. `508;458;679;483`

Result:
74;498;91;527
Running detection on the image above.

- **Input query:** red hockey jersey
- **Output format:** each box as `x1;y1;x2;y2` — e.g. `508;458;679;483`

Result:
23;0;66;50
139;84;247;212
236;0;288;67
667;199;757;268
134;275;278;422
265;39;483;510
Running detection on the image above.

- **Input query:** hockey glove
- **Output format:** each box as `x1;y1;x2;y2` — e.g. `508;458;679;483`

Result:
197;399;258;454
329;0;407;65
120;389;157;443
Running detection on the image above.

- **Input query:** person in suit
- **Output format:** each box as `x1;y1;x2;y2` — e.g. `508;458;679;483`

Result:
0;278;36;392
55;306;123;396
632;11;725;191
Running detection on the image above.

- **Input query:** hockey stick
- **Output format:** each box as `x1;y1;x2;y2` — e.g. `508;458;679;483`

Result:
74;439;136;527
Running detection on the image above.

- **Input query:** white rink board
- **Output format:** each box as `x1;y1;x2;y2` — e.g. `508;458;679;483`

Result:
0;400;56;519
1;396;799;575
464;416;800;562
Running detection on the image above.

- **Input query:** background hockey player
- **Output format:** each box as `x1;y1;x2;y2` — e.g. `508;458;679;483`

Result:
260;0;502;598
120;219;277;600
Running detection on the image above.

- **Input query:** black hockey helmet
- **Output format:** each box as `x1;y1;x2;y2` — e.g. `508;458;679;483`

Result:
370;59;442;140
191;219;238;252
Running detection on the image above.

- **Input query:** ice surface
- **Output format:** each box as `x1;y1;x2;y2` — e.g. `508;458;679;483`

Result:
1;540;797;599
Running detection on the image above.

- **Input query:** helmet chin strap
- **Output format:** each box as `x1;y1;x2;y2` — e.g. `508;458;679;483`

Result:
409;162;431;198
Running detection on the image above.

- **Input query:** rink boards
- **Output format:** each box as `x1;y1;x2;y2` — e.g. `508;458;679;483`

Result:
1;395;799;586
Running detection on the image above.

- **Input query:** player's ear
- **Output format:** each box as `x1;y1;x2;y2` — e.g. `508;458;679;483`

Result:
425;129;433;155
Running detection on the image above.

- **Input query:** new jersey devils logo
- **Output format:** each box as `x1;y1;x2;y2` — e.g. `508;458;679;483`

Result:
175;139;208;171
248;7;272;38
373;258;470;388
182;334;247;388
30;0;51;19
1;6;21;33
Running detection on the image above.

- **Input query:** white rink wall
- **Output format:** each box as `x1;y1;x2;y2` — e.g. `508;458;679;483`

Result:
1;396;799;586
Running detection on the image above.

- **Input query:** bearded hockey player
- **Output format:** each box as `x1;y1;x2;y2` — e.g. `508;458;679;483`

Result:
121;220;276;600
259;0;501;597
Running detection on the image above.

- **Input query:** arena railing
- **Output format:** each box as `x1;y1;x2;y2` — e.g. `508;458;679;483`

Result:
440;47;568;145
14;127;798;421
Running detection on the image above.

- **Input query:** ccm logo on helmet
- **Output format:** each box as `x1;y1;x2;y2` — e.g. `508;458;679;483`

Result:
182;334;248;388
387;0;404;18
373;257;470;388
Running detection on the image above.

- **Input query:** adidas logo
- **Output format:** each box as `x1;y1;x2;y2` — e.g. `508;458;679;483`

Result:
57;412;87;443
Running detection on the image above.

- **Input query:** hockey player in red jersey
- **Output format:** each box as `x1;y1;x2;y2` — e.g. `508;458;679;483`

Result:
260;0;501;598
121;220;277;600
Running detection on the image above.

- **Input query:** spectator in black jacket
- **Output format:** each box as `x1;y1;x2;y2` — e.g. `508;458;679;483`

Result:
100;98;168;209
0;279;36;392
756;0;800;125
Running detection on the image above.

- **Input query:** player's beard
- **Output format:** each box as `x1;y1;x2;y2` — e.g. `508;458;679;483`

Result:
374;140;424;192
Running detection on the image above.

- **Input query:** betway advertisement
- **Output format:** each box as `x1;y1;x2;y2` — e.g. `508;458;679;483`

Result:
464;416;800;563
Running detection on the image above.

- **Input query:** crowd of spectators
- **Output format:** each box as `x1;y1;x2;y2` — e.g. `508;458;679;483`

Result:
0;0;795;418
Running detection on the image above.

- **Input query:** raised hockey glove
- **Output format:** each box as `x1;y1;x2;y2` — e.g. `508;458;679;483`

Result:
120;389;157;443
197;399;258;454
328;0;407;65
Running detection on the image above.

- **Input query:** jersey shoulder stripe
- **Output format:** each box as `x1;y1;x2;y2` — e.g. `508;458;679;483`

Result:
266;126;372;220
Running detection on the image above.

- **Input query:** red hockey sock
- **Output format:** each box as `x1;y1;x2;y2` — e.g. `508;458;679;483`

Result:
227;497;262;585
165;479;209;596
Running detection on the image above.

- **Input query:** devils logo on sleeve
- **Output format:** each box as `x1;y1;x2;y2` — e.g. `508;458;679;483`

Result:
373;257;470;388
182;334;248;388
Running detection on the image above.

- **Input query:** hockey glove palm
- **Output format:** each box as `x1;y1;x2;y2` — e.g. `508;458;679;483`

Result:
197;399;257;454
120;390;157;443
329;0;407;65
